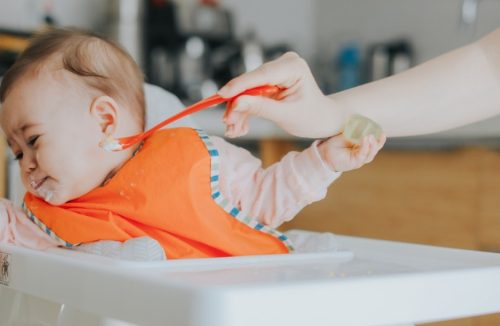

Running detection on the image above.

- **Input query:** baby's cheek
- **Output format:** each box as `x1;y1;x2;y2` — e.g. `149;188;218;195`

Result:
70;160;105;193
20;174;31;191
37;150;63;175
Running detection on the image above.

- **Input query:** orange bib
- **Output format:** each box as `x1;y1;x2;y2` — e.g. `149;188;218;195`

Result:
23;128;292;259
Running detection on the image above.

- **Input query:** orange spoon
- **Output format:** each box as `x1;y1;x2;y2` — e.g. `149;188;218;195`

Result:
100;85;282;152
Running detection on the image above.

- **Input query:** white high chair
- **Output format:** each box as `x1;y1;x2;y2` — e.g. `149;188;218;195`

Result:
3;86;500;325
3;233;500;325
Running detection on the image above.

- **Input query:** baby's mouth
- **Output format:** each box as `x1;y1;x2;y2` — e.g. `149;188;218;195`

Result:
30;177;48;190
28;175;55;203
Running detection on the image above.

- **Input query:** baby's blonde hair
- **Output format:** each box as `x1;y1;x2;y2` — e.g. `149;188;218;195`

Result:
0;28;145;128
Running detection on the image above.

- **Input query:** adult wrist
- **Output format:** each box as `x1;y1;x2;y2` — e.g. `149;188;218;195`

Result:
322;95;349;138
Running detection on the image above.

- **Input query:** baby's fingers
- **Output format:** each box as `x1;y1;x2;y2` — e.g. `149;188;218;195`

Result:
365;134;386;163
351;136;371;168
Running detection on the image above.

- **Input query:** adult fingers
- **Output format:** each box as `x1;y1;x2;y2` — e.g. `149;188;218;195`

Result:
218;52;309;98
224;95;286;126
224;112;250;138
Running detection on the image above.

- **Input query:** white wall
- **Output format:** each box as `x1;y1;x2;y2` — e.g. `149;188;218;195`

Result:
3;1;499;64
220;0;316;60
0;0;317;60
314;0;500;64
0;0;107;32
1;0;500;140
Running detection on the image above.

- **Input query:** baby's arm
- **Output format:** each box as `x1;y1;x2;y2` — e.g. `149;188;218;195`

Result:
214;137;336;228
0;198;165;260
0;198;58;249
213;134;385;228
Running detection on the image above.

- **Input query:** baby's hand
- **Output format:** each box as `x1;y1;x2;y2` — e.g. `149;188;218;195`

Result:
318;134;386;172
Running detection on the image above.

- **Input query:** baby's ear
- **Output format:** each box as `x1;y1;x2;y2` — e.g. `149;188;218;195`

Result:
89;96;118;135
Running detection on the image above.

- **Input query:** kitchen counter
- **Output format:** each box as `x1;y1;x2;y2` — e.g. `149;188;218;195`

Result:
192;107;291;140
192;108;500;150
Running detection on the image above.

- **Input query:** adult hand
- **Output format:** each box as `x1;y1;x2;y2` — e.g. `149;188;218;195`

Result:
219;52;345;138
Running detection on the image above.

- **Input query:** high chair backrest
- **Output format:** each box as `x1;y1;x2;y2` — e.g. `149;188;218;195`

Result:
145;83;199;130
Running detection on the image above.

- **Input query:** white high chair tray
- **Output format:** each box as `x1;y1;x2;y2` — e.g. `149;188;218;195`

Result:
2;234;500;326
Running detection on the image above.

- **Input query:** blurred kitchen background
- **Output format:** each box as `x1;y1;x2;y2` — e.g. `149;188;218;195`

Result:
3;0;500;141
2;2;500;324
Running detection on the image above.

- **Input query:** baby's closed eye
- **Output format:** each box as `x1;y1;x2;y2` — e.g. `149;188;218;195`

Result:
14;151;23;161
27;135;39;147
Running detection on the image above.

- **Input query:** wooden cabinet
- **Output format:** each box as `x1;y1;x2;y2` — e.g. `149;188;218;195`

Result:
281;147;500;252
260;141;500;325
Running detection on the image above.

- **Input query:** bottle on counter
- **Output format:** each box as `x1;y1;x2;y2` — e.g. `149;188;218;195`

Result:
336;43;361;91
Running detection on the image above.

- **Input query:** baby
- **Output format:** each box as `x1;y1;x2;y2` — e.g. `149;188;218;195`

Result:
0;29;385;259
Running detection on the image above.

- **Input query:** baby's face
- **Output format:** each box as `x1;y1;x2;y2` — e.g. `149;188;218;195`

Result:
1;70;133;205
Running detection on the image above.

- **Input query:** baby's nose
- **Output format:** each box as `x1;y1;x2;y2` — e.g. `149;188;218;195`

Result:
21;152;37;173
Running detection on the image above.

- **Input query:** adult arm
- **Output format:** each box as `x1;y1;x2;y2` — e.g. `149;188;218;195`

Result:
332;28;500;136
220;28;500;138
